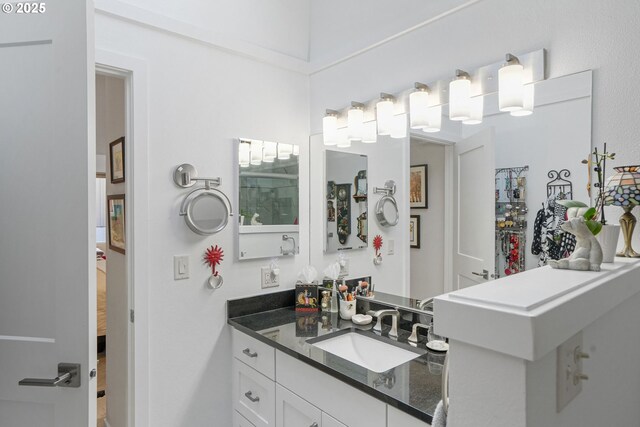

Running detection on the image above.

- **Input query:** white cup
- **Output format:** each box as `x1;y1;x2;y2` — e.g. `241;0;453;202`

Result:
339;300;356;320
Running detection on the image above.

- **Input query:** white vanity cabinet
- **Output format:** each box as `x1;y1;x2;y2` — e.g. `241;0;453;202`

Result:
232;328;429;427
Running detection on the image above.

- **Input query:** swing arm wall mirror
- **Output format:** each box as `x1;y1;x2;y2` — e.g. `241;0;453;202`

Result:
174;163;234;235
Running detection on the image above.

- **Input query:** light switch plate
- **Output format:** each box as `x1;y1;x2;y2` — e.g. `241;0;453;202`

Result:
388;239;395;255
173;255;189;280
557;331;584;412
261;267;279;289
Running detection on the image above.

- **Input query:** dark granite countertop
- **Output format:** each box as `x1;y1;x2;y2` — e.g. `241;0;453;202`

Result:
228;305;442;424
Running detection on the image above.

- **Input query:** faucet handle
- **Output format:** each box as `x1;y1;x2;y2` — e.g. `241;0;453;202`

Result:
408;323;431;343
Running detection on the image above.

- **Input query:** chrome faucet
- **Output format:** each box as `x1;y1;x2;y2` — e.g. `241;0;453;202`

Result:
408;323;431;343
371;309;400;337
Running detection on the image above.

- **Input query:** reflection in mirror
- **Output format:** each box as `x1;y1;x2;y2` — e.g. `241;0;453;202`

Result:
237;139;299;260
189;192;229;232
324;150;368;252
409;71;592;300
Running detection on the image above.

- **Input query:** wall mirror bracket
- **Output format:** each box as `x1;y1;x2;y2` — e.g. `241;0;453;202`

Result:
374;180;397;196
174;163;222;189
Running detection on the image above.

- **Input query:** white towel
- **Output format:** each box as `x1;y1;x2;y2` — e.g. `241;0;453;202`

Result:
432;400;447;427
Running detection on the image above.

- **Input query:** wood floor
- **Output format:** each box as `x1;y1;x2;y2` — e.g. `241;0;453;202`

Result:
97;352;106;427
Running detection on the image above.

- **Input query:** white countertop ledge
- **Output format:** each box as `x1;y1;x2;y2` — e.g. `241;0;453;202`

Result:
434;259;640;361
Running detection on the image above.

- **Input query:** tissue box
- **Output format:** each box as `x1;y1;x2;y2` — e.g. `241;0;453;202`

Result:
295;284;319;312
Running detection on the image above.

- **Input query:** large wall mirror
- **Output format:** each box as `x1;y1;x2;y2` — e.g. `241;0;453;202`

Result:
324;150;368;252
237;139;300;260
409;70;592;300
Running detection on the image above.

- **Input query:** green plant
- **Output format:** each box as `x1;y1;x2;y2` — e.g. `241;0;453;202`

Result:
557;200;602;236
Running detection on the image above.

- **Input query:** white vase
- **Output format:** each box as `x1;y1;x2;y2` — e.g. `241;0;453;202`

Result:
597;224;621;263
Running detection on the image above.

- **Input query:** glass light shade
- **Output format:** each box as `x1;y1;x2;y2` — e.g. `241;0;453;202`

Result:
376;99;394;135
603;166;640;207
449;78;471;121
499;63;524;112
239;142;251;167
262;141;277;162
423;105;442;133
347;107;364;141
362;121;377;144
463;96;484;125
510;84;534;117
336;127;351;148
323;114;338;146
409;90;430;129
390;114;407;139
250;140;263;166
278;143;293;160
292;145;299;156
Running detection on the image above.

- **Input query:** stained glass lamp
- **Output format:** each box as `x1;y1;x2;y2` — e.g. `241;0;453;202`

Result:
603;165;640;257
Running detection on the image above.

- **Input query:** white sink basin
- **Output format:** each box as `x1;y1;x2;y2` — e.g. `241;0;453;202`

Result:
311;332;421;373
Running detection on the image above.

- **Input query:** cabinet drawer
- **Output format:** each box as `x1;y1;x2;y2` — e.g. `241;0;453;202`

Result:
234;410;256;427
233;358;276;427
276;384;321;427
233;328;276;380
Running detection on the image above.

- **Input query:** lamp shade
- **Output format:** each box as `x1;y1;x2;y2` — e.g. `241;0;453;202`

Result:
510;83;534;117
376;99;394;135
347;107;364;141
409;90;430;129
499;62;524;112
250;140;263;166
603;165;640;207
423;105;442;133
323;114;338;146
239;142;251;167
362;120;377;143
278;143;293;160
463;95;484;125
449;76;471;121
262;141;277;162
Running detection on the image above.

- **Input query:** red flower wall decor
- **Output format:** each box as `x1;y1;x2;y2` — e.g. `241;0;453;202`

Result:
373;235;383;256
204;245;224;277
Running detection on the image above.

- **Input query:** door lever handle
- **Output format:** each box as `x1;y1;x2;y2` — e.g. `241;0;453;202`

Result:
472;269;490;280
19;363;81;388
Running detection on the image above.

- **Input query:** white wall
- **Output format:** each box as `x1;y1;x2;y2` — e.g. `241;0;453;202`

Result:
308;0;471;67
310;134;410;297
409;140;445;299
95;74;128;427
310;0;640;262
95;10;310;427
109;0;311;61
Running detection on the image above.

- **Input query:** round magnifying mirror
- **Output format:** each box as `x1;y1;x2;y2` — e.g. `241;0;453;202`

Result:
183;189;230;235
376;195;399;227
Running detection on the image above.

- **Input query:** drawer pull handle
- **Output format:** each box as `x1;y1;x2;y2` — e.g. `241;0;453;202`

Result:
244;391;260;403
242;348;258;358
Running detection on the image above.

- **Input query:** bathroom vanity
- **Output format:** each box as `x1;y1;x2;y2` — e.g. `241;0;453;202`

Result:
227;292;441;427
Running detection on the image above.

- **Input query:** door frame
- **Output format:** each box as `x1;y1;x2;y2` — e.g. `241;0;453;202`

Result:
96;50;150;427
409;132;456;293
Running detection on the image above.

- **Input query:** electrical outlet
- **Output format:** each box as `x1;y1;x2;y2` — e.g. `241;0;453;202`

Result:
557;331;589;412
388;239;395;255
261;267;279;289
173;255;189;280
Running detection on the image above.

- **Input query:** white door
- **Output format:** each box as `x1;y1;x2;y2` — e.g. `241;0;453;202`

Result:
275;384;321;427
453;128;495;290
0;3;94;427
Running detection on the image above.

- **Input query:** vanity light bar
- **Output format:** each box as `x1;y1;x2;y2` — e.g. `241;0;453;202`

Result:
321;49;544;143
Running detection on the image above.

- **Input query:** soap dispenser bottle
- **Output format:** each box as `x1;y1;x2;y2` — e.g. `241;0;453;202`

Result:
330;280;339;313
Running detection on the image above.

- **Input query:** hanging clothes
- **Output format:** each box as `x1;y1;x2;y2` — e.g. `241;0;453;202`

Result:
532;195;576;266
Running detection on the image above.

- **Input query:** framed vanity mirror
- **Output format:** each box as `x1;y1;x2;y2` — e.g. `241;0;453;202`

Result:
236;139;300;260
324;150;368;253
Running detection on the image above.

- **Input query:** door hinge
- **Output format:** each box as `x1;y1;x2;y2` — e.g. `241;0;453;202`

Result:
130;309;135;323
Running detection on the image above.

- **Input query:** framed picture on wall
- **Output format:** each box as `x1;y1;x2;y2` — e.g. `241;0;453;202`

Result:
109;137;125;184
410;164;428;209
409;215;420;249
108;194;126;254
